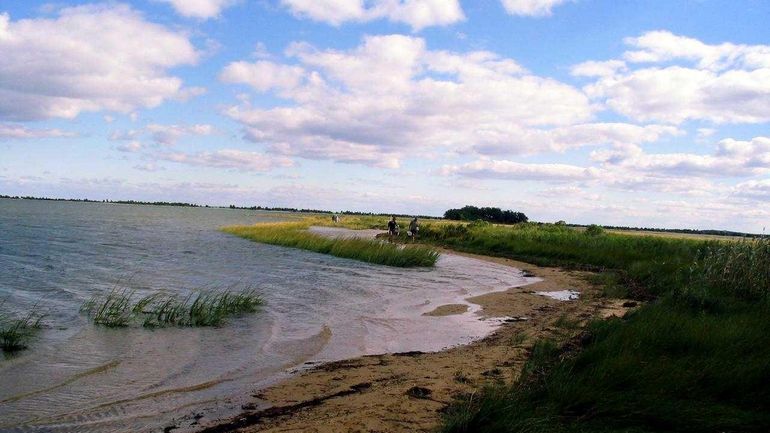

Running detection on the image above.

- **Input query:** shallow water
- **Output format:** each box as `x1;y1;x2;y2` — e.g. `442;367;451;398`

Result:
0;199;534;432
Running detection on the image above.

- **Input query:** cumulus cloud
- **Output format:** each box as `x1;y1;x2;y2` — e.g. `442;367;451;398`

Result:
500;0;572;17
579;31;770;124
219;61;306;92
159;149;294;172
110;124;214;145
470;123;682;155
281;0;464;31
116;141;144;153
158;0;238;19
222;34;593;167
593;136;770;178
0;124;76;139
145;124;214;145
732;179;770;201
0;4;200;121
441;159;600;181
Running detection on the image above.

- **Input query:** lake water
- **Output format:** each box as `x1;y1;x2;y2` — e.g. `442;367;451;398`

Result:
0;199;533;432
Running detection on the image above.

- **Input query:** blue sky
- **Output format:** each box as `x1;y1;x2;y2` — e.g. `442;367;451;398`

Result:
1;0;769;232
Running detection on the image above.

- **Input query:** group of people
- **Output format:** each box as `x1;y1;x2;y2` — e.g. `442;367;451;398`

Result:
388;216;419;242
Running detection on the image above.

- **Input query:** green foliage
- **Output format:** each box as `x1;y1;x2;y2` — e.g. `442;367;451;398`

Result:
0;304;45;352
442;300;770;433
81;289;264;328
223;222;440;267
435;223;770;433
691;238;770;300
444;205;528;224
420;221;701;298
584;224;605;236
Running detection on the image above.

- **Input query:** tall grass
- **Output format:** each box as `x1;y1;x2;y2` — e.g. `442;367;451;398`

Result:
428;222;770;433
691;238;770;300
420;221;705;298
0;304;45;352
223;222;439;267
81;289;264;328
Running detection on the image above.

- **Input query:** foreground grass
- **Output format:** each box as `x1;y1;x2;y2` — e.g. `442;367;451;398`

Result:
0;305;44;352
81;289;263;328
425;222;770;433
223;221;439;267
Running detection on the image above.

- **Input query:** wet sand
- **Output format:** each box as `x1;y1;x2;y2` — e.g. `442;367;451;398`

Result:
194;252;636;433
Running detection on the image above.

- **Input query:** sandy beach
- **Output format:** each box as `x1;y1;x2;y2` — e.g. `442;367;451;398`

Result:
195;252;636;433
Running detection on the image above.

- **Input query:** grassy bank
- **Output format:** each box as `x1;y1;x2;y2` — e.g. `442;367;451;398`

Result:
81;289;264;328
410;221;770;433
222;221;439;267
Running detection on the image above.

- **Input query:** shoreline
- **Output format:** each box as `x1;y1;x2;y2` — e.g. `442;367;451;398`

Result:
192;251;635;433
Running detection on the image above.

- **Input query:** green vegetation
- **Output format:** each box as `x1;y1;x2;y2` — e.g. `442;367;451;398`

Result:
223;221;439;267
444;205;528;224
81;289;264;328
0;304;45;352
427;221;770;433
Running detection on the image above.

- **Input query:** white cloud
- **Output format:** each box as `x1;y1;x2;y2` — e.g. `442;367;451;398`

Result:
219;61;306;92
281;0;464;31
570;60;627;77
133;163;165;172
500;0;571;17
160;149;294;172
110;124;214;145
469;123;682;155
593;136;770;178
0;5;199;121
581;31;770;124
116;141;144;153
732;179;770;201
145;124;214;145
158;0;238;19
441;159;600;181
623;31;770;71
0;124;76;139
222;34;593;167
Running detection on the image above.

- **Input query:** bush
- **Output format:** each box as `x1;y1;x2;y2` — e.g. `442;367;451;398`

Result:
584;224;605;236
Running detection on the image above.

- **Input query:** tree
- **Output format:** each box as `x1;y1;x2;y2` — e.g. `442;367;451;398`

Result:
444;206;528;224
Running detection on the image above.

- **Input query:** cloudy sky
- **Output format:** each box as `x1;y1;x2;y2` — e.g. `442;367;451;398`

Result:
1;0;769;232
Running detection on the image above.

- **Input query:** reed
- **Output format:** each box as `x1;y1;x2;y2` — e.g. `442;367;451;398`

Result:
0;304;45;352
223;222;439;267
431;221;770;433
81;289;264;328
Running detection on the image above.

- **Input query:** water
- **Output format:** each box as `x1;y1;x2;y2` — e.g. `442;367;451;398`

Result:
0;199;534;432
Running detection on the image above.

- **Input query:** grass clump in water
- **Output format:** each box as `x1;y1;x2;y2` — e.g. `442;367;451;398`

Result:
0;304;45;352
223;222;439;267
81;289;264;328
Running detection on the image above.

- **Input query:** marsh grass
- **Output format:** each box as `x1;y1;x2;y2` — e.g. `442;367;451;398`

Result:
81;289;263;328
223;222;439;267
431;222;770;433
0;304;45;352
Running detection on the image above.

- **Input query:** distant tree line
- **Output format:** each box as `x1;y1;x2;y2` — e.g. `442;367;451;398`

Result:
444;205;529;224
587;224;763;239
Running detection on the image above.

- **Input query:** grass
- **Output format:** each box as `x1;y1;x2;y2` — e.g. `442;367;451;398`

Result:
0;304;45;352
81;289;264;328
430;222;770;433
222;221;440;267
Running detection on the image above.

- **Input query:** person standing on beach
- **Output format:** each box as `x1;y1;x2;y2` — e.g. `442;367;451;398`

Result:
387;216;399;242
408;217;419;242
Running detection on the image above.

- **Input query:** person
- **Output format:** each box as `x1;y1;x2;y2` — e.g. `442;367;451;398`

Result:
408;217;419;242
387;216;399;242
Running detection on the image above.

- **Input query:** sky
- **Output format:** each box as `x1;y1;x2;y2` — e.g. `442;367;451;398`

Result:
1;0;769;232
